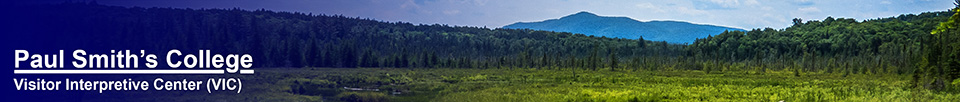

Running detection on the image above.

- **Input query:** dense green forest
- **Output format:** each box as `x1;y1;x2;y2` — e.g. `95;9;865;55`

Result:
689;11;960;90
9;2;960;93
691;15;944;72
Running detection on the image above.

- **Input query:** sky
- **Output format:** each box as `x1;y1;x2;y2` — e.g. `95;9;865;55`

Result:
21;0;957;29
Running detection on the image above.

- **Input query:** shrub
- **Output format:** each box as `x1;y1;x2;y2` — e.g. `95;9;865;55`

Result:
952;78;960;90
283;78;340;96
627;96;662;102
336;92;390;102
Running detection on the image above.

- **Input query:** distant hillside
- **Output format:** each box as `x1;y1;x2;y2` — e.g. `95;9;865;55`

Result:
9;3;687;68
503;11;744;44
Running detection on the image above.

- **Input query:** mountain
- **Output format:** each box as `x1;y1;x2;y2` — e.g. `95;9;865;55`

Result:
503;11;744;44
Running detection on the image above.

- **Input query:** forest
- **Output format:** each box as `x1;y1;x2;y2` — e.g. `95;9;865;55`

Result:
7;2;960;101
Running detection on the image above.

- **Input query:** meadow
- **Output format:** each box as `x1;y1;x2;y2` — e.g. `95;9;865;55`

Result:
202;67;960;102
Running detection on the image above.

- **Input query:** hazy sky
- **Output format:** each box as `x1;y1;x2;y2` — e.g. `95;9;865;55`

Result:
25;0;957;29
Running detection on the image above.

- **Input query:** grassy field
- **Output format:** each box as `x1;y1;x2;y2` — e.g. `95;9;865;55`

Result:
94;68;960;102
219;68;956;102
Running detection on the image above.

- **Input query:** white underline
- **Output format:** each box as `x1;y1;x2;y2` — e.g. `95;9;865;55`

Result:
13;69;255;74
240;70;254;74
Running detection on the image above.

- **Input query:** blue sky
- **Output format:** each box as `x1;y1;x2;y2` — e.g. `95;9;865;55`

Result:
25;0;957;29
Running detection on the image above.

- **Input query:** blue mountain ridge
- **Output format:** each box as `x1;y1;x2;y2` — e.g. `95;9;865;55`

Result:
502;11;744;44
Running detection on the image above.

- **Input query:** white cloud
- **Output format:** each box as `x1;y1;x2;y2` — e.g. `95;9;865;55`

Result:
744;0;760;5
708;0;760;7
635;3;666;13
443;9;461;15
470;0;488;6
798;7;821;14
761;6;774;11
400;0;420;9
792;0;815;6
676;6;708;15
402;0;435;14
635;2;706;15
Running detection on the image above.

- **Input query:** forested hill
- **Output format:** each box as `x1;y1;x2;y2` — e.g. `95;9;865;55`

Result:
7;3;685;69
687;10;958;83
503;11;745;44
689;11;952;65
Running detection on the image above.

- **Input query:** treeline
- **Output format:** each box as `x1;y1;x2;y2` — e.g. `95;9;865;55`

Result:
688;6;960;90
689;11;949;74
9;2;686;70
